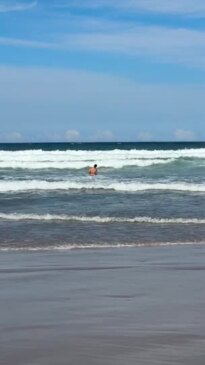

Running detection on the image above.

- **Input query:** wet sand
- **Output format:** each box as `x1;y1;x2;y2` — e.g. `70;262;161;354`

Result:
1;245;205;364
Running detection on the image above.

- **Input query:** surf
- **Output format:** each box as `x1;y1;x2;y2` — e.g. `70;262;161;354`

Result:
1;180;205;193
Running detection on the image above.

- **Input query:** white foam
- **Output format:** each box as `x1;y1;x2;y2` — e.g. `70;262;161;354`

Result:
0;241;204;252
0;180;205;193
0;147;204;170
0;213;205;224
1;148;205;159
0;158;174;169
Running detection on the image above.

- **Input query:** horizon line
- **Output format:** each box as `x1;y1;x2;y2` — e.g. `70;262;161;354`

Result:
0;141;203;144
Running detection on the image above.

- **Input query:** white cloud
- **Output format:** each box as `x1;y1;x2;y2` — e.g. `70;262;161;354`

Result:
138;132;153;141
58;0;205;16
64;129;80;141
0;132;24;142
1;25;205;69
0;1;37;13
44;132;62;142
94;130;113;141
174;129;196;141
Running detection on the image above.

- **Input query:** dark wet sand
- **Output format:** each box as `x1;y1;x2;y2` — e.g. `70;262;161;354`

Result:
1;245;205;364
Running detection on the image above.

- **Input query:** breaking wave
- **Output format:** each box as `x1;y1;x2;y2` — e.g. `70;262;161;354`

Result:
1;180;205;193
1;213;205;224
0;159;174;169
0;147;205;169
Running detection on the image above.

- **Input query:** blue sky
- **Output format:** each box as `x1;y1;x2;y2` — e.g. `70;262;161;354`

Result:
0;0;205;142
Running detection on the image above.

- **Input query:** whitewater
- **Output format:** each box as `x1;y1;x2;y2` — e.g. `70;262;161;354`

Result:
1;147;205;170
0;180;205;193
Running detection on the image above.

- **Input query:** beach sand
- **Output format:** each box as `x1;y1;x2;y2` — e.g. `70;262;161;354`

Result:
1;245;205;365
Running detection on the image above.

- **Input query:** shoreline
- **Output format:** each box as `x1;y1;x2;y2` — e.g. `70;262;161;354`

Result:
0;240;205;252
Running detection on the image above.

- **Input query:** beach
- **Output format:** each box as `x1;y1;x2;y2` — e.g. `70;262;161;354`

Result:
1;245;205;365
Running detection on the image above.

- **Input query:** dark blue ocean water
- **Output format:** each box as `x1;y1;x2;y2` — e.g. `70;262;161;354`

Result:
1;142;205;250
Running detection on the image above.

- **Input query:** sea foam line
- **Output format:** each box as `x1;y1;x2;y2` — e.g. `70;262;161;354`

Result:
0;180;205;192
1;213;205;224
0;241;205;252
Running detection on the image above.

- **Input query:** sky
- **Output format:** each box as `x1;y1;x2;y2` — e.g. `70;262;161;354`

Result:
0;0;205;142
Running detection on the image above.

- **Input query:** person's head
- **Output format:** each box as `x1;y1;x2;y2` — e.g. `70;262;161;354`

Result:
94;164;97;168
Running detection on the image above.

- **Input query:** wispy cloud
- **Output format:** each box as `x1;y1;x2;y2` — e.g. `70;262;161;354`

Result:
0;66;205;141
1;24;205;69
56;0;205;16
60;26;205;68
174;129;197;141
133;0;205;15
64;129;80;141
0;1;37;13
138;132;153;141
93;130;113;141
0;132;24;142
0;37;53;49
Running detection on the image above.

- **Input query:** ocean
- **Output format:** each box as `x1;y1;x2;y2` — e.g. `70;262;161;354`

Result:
1;141;205;365
1;141;205;251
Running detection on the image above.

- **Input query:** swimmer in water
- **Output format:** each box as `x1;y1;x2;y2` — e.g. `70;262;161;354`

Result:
89;164;97;176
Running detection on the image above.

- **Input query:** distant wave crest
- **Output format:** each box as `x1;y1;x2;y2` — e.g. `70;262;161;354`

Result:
0;147;205;169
